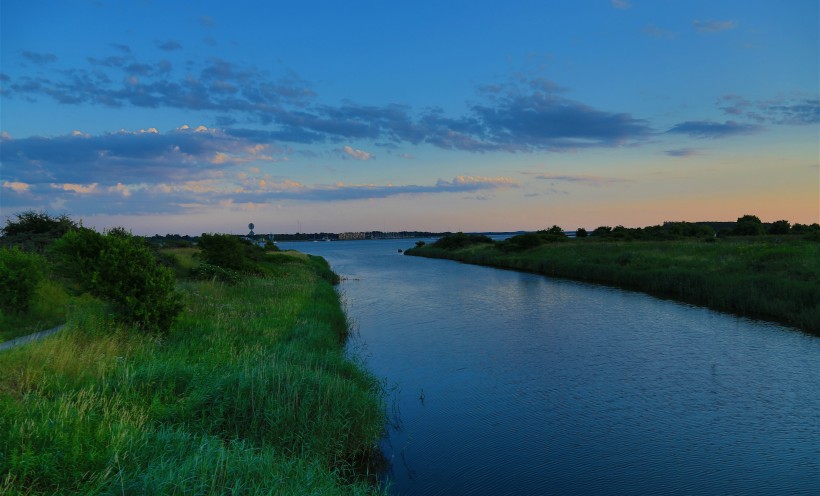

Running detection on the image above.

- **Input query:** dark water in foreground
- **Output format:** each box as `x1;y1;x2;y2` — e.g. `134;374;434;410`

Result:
283;239;819;496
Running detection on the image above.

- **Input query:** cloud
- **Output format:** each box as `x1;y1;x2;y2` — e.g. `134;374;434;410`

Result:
693;19;737;33
340;145;374;160
231;175;519;203
2;181;30;192
157;40;182;51
465;78;653;151
666;120;761;139
53;182;99;194
665;148;700;157
718;94;819;125
4;50;653;153
0;127;285;188
611;0;631;9
643;24;677;39
21;51;57;65
533;174;628;186
200;15;215;28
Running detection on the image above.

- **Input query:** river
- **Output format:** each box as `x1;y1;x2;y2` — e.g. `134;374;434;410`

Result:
281;239;819;496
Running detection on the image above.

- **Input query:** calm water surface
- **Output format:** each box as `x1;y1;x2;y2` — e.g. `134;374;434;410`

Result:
283;239;819;496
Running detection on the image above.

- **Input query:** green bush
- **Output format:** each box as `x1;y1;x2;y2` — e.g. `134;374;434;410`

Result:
432;232;494;250
500;230;568;252
198;233;266;272
53;228;182;333
0;247;44;314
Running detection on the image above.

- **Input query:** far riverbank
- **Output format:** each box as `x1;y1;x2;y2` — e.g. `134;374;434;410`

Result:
406;236;819;335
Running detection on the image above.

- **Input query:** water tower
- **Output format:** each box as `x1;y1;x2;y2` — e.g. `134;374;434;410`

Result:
248;222;255;238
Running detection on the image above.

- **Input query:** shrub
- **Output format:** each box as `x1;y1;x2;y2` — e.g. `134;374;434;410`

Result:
53;228;182;333
0;247;44;314
432;233;494;250
198;233;265;272
664;222;715;238
500;230;568;252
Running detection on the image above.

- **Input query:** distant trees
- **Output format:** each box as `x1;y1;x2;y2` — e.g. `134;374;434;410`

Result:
733;215;765;236
0;210;78;253
432;232;494;250
575;228;588;238
768;220;791;235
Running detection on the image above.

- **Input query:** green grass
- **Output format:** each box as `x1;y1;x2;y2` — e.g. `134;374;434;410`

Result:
0;252;386;495
406;237;820;335
0;277;72;343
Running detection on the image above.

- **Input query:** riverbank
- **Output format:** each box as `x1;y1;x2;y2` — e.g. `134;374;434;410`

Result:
0;251;386;495
405;237;820;335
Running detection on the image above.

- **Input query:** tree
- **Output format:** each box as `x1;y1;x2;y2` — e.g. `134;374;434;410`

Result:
768;220;790;235
575;228;588;238
734;214;765;236
546;225;565;236
1;210;77;253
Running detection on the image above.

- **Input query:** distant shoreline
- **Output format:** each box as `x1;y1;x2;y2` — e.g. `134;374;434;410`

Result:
406;237;820;336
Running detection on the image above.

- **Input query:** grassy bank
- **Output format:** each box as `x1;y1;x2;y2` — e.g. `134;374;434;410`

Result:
406;237;820;335
0;251;386;495
0;277;71;343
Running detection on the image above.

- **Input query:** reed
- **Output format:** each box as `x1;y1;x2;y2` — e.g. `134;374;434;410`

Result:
406;238;820;335
0;252;386;495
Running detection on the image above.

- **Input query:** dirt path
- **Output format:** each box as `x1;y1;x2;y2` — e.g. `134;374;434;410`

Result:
0;324;66;352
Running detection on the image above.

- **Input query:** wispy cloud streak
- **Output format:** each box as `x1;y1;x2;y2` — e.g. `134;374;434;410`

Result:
2;50;653;153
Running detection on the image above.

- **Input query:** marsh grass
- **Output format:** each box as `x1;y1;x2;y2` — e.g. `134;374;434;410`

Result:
0;252;386;495
407;238;820;335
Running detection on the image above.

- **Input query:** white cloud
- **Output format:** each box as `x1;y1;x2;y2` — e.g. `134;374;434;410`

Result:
341;145;374;160
693;19;737;33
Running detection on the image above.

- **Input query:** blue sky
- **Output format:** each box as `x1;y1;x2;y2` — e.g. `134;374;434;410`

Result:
1;0;817;235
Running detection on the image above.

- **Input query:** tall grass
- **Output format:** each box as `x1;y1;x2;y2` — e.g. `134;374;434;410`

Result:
0;277;72;343
0;252;386;495
407;238;820;335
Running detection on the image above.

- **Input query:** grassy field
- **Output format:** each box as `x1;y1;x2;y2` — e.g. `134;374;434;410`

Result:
406;237;820;335
0;250;386;495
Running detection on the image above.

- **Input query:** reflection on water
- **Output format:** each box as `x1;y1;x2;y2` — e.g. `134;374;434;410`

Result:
283;239;820;496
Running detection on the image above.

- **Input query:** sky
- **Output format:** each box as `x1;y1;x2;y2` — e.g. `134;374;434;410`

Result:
1;0;818;235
